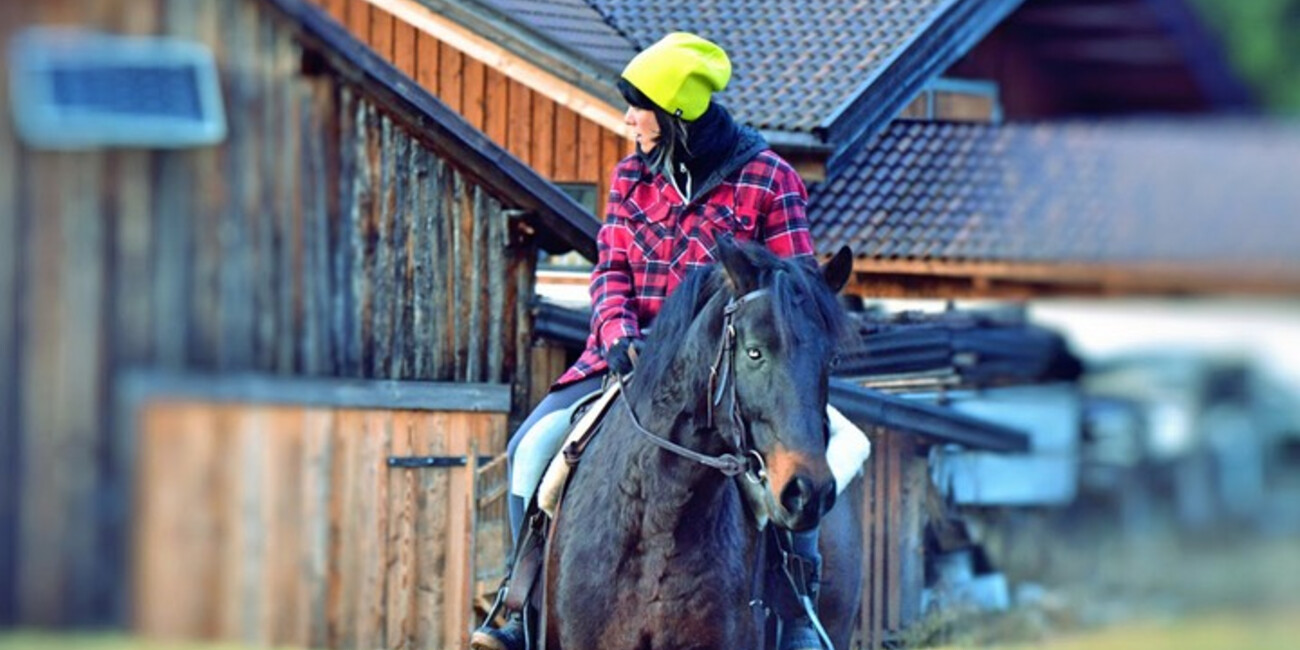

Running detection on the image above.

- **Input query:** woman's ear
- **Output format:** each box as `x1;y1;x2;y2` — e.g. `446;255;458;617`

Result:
716;234;759;295
821;246;853;293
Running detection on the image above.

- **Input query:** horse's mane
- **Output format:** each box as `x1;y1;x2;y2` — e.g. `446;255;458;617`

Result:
633;246;847;403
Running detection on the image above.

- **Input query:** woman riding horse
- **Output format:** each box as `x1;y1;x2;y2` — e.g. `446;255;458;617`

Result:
472;32;871;650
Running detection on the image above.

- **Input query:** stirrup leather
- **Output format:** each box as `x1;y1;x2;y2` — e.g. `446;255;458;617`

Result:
775;531;833;650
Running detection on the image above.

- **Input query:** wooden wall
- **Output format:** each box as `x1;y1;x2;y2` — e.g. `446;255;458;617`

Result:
857;431;928;649
0;0;540;627
133;400;506;649
311;0;632;215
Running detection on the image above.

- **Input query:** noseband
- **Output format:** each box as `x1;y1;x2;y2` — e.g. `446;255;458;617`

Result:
616;287;770;479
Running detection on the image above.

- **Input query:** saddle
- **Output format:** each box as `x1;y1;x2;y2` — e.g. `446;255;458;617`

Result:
498;382;620;616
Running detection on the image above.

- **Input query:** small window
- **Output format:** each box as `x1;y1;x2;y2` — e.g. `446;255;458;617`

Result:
556;182;599;216
8;28;227;149
540;182;599;273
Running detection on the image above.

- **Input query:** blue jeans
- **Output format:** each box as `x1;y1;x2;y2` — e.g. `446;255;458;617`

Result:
505;374;605;538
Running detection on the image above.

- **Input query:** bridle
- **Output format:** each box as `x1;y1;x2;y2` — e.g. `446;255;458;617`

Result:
615;287;771;481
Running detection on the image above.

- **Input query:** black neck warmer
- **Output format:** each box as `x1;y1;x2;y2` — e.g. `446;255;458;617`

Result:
679;102;740;185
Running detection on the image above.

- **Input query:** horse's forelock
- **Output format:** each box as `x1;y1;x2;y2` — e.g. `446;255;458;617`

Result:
768;257;847;353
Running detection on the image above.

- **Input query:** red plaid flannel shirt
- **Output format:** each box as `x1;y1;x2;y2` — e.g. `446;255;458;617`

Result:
555;150;815;386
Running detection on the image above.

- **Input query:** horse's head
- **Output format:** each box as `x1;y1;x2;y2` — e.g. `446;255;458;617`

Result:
713;239;853;531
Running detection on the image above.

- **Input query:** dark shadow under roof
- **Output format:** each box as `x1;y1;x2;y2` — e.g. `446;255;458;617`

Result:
810;118;1300;274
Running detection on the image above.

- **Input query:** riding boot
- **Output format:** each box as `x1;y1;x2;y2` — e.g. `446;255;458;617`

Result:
470;494;530;650
470;610;526;650
780;527;825;650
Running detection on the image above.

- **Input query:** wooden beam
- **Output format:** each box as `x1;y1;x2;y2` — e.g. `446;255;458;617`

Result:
118;371;513;413
361;0;627;137
846;259;1300;297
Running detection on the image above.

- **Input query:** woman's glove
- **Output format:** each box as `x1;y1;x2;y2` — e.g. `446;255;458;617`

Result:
606;337;645;376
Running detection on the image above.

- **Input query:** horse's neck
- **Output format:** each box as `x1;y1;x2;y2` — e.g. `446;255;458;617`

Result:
613;406;742;538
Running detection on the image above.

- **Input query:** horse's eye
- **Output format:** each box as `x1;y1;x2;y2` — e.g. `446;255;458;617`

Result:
746;347;762;360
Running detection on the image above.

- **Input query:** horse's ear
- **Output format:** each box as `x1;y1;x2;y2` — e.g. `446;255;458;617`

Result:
717;234;759;294
821;246;853;293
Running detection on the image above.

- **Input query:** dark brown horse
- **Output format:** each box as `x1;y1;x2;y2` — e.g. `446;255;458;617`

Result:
544;239;864;649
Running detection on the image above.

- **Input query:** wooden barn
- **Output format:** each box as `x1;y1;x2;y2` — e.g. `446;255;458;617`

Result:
4;0;1296;648
0;0;598;647
315;0;1295;647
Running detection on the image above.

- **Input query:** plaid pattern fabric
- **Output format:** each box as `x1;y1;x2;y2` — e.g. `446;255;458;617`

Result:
556;150;814;386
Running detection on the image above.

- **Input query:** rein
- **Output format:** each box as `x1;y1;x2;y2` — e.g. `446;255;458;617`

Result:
614;287;771;479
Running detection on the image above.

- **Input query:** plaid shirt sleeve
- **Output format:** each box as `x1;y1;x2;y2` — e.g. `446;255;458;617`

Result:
756;152;816;263
588;163;644;353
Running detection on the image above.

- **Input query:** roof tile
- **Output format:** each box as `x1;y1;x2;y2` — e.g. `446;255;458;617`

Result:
808;119;1300;268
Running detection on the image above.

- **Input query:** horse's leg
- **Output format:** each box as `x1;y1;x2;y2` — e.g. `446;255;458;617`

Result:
818;474;865;649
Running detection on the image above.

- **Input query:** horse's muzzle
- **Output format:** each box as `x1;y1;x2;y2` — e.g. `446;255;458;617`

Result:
779;476;836;531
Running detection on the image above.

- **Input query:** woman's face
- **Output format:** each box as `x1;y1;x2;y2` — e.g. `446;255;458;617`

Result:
625;106;660;152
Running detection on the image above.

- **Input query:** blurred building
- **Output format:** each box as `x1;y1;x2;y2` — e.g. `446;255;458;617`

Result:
3;0;1298;648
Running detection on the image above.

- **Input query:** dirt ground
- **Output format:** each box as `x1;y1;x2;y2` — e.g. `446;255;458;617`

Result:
916;474;1300;649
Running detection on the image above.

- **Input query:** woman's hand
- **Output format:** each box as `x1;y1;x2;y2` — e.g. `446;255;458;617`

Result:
606;337;645;375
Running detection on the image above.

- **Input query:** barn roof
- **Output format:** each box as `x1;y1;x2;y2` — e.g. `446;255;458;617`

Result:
267;0;600;258
808;118;1300;290
470;0;1024;151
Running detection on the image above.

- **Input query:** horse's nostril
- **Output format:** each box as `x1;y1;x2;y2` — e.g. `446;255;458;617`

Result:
781;477;814;514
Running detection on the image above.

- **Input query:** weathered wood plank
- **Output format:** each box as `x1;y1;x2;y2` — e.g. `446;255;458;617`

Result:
462;57;485;130
264;408;305;645
235;407;270;644
19;146;106;624
438;41;463;113
385;412;419;649
449;171;468;380
577;115;603;186
552;105;579;182
370;116;396;378
506;79;533;164
300;79;332;374
276;25;301;377
483;67;508;147
510;237;537;418
253;2;282;371
885;432;903;631
444;412;485;647
355;410;392;649
345;0;369;43
465;185;485;382
391;136;415;379
414;31;439;96
297;408;334;648
898;436;925;627
485;196;506;382
329;409;362;647
370;3;394;60
531;92;556;178
188;0;225;369
220;0;257;370
348;98;376;377
414;411;451;645
409;147;435;379
393;18;416;78
132;404;222;639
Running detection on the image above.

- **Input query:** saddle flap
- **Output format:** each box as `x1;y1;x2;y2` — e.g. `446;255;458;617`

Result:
537;382;622;517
